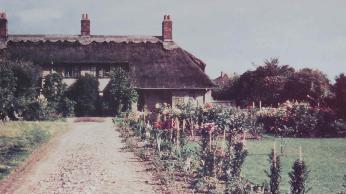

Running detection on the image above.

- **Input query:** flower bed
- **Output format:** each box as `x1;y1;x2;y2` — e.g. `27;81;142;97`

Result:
115;103;263;193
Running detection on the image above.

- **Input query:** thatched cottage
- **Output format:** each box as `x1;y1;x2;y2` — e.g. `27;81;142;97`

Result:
0;13;214;110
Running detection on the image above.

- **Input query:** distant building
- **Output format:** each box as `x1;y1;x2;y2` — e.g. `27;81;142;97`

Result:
213;72;231;87
0;13;215;110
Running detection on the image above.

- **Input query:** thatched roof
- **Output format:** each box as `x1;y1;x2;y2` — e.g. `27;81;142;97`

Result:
0;35;214;89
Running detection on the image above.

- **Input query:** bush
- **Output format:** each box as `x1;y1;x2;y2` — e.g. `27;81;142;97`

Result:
103;67;138;115
21;97;58;121
67;74;99;116
0;64;16;119
0;60;42;120
289;159;311;194
43;73;75;117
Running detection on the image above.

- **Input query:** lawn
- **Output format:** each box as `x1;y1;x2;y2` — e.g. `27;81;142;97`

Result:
0;120;69;179
243;136;346;194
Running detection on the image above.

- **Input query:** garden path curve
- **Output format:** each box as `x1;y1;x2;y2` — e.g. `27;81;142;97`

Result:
2;118;156;194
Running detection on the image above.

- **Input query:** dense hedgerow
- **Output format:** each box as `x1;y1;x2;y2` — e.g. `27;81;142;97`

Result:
257;101;346;137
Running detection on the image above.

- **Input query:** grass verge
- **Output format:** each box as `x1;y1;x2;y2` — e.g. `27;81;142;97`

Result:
243;136;346;194
0;120;68;179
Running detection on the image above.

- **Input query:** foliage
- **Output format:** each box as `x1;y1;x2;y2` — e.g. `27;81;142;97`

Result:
289;159;311;194
43;73;75;117
265;148;281;194
284;68;331;106
257;101;340;137
42;73;66;103
334;73;346;119
0;64;16;119
103;67;138;115
225;58;295;106
244;137;346;194
67;74;99;116
217;59;333;109
0;60;42;120
223;142;248;193
21;97;58;121
212;74;239;100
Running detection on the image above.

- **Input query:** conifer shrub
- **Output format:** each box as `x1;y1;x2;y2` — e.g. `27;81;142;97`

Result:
265;148;281;194
289;159;311;194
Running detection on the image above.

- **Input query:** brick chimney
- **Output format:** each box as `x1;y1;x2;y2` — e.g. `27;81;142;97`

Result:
162;15;172;42
81;13;90;36
0;12;8;39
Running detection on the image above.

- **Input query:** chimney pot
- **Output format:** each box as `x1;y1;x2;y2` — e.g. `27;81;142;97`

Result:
0;12;8;39
81;13;90;36
162;14;173;42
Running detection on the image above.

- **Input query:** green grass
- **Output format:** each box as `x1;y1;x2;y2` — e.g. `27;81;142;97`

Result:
0;120;68;179
243;136;346;194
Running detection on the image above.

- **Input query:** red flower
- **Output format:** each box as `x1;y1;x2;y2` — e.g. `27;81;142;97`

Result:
205;103;213;109
154;122;162;129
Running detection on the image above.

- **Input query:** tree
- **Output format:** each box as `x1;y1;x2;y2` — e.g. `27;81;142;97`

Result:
284;68;331;106
212;74;239;100
43;73;75;117
42;73;66;103
334;74;346;119
265;147;281;194
68;74;99;116
103;67;138;115
0;59;41;120
0;63;17;119
289;159;310;194
228;58;295;106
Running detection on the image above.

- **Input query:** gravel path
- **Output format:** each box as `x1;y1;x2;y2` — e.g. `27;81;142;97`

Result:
6;118;156;194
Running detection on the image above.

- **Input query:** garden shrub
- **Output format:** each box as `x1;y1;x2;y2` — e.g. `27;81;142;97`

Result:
289;159;311;194
265;148;281;194
67;74;99;116
103;67;138;115
0;64;16;119
0;60;42;120
43;73;75;117
21;98;57;121
330;119;346;137
258;101;343;137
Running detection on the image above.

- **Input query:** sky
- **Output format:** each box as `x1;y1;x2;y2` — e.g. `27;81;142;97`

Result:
1;0;346;79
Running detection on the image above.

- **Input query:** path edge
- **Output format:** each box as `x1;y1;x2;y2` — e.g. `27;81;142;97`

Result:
0;120;71;193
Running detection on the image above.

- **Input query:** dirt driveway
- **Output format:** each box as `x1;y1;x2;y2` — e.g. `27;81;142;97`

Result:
1;118;156;194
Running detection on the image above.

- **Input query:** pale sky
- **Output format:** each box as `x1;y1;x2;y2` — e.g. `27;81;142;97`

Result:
1;0;346;80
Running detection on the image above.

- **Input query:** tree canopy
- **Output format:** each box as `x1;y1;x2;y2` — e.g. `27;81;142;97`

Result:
216;58;332;107
334;73;346;119
103;67;138;115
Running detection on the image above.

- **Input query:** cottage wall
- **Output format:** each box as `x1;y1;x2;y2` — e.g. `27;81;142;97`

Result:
138;89;211;111
41;67;110;93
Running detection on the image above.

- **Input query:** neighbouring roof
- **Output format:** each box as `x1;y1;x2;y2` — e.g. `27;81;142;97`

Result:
0;35;214;89
213;73;231;86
